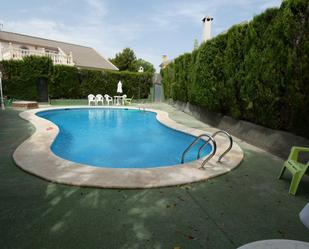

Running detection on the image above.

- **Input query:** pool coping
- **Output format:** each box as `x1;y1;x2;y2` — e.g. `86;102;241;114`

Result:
13;106;244;189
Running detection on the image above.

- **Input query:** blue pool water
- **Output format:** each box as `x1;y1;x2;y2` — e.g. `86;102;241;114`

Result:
37;108;212;168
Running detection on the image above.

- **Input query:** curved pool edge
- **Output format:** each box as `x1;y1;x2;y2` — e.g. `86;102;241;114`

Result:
13;106;244;189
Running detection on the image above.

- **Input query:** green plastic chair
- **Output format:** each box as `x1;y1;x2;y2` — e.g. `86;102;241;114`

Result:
4;98;14;106
124;96;134;105
278;146;309;195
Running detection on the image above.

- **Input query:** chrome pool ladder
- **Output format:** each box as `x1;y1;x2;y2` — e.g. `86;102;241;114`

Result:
181;130;233;169
198;130;233;162
181;134;217;169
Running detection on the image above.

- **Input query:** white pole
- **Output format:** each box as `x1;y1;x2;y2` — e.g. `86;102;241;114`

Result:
0;71;5;110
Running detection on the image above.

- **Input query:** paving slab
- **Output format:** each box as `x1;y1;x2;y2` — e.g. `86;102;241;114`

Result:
0;104;308;249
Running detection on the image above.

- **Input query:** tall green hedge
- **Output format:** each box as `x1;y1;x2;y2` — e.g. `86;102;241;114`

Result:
79;69;152;99
0;56;53;100
161;0;309;138
51;65;80;99
0;57;153;100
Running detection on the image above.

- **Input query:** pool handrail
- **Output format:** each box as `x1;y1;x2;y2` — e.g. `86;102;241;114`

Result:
181;134;217;169
197;130;233;162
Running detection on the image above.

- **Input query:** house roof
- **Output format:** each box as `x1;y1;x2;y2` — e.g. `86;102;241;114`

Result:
0;30;118;70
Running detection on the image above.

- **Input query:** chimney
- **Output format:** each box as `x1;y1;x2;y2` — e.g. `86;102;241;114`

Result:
160;55;170;69
202;16;213;42
162;55;168;64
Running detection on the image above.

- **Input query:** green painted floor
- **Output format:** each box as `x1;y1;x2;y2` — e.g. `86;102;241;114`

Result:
0;104;308;249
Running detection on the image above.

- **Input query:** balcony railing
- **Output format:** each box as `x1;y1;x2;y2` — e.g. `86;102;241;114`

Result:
1;47;74;66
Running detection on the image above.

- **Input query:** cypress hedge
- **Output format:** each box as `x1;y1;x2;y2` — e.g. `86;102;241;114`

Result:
161;0;309;138
79;69;152;99
0;56;153;101
0;56;53;100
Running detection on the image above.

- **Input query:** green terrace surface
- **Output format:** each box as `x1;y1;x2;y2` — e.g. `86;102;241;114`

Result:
0;104;308;249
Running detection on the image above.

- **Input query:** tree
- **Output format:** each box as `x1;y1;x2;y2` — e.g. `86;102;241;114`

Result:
110;48;136;71
110;48;156;73
193;39;199;50
133;59;155;73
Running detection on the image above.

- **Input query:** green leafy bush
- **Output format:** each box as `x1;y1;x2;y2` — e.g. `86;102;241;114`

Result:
79;69;152;98
161;0;309;138
1;56;53;100
160;63;174;100
51;65;80;99
1;57;153;101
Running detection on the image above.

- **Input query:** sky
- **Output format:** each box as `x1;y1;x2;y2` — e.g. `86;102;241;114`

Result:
0;0;282;71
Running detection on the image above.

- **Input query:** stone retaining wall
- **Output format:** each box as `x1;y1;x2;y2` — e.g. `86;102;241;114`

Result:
171;100;309;159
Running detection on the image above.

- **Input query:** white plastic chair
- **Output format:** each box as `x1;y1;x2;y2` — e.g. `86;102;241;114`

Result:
104;94;113;106
88;94;96;106
95;94;104;106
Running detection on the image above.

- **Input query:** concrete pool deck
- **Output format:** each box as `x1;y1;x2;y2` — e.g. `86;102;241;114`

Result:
13;106;243;188
0;103;308;249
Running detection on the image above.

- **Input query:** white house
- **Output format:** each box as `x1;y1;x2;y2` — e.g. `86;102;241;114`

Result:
0;30;118;70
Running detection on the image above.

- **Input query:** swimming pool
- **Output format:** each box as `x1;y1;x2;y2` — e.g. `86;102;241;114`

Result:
37;108;212;168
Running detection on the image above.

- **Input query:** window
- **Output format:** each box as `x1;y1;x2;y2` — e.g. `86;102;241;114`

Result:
20;45;29;50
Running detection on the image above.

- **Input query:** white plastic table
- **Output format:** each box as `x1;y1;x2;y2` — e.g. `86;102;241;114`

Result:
113;96;124;105
237;240;309;249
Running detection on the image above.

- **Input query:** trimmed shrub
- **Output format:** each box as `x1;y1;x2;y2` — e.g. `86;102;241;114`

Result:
50;65;80;99
160;63;174;100
0;58;153;100
161;0;309;138
1;56;53;100
79;69;152;99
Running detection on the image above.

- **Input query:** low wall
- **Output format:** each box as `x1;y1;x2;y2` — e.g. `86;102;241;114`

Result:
171;100;309;159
